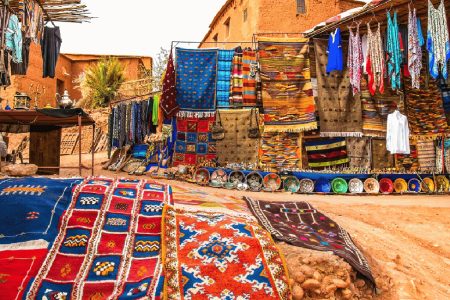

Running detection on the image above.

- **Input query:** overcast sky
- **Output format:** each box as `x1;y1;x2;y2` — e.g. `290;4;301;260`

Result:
59;0;224;58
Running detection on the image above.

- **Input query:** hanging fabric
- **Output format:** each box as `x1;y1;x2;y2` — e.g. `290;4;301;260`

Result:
427;0;450;79
160;50;179;119
216;49;234;107
348;24;363;95
41;26;62;78
242;48;257;106
408;6;422;89
366;23;385;95
386;11;402;90
230;46;244;106
326;28;343;73
0;5;11;87
386;110;410;155
5;14;22;63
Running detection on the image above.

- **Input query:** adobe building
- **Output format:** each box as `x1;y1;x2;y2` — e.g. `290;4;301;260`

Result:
200;0;367;47
2;44;152;108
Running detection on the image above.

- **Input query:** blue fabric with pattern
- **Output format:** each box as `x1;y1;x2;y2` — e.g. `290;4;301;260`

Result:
216;50;234;107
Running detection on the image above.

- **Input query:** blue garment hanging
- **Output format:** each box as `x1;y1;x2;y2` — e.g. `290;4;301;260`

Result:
326;28;343;73
417;18;425;47
386;11;402;90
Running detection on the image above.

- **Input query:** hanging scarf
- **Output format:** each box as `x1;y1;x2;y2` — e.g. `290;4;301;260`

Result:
427;0;450;79
230;46;244;106
386;11;402;91
366;23;385;95
348;24;363;95
160;50;179;119
408;6;422;89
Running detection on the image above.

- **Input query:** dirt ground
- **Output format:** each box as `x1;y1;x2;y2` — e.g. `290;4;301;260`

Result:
54;152;450;299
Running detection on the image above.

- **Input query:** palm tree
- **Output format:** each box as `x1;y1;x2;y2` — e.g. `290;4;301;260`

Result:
84;57;125;108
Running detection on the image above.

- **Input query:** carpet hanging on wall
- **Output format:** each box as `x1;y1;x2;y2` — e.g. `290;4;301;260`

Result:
313;39;363;137
260;132;302;170
305;138;349;169
216;50;234;108
258;38;317;133
371;139;395;170
346;137;371;169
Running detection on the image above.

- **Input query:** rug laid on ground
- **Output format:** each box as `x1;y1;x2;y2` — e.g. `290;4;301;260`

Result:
313;39;362;137
176;48;218;113
0;177;81;247
346;137;371;169
26;178;172;299
216;50;234;108
173;114;217;166
244;197;375;286
215;109;259;166
261;132;302;170
305;138;349;169
259;38;317;133
161;205;290;300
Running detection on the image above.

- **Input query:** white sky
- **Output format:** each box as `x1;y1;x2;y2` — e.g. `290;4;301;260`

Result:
59;0;224;58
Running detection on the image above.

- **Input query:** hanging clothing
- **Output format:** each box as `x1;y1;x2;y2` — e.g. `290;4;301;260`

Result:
326;28;343;73
361;34;368;74
5;14;22;63
41;26;62;78
348;25;363;95
160;50;179;119
427;0;450;79
408;7;422;89
417;18;425;47
152;95;160;126
242;48;257;106
366;23;385;95
386;110;410;155
0;5;11;87
386;11;401;90
11;37;31;75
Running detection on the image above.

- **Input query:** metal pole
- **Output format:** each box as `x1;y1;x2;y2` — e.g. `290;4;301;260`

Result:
92;124;95;176
78;115;82;176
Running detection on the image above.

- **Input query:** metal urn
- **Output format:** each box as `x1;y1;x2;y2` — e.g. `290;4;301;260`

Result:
56;90;74;109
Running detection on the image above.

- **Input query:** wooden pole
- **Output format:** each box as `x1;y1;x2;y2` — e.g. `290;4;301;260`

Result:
78;115;82;176
92;124;95;176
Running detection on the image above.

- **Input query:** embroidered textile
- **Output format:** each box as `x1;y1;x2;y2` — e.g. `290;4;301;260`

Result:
244;198;375;285
160;50;179;119
26;178;171;300
366;23;385;95
259;39;317;132
427;0;450;79
230;47;244;106
0;177;81;246
261;132;302;170
408;7;423;89
314;39;363;137
216;50;234;107
348;25;363;95
305;138;350;169
215;109;259;166
176;48;217;112
326;28;344;73
371;139;394;170
173;114;216;166
386;12;402;90
346;137;371;169
161;206;290;300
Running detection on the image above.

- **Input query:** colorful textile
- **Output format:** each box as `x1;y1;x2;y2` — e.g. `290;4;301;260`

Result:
242;49;258;106
371;139;394;170
314;39;362;137
176;48;217;112
405;68;449;137
173;114;216;166
408;7;423;89
386;11;402;90
230;47;243;106
438;72;450;123
305;138;349;169
259;39;317;132
261;132;302;170
427;0;450;79
348;25;363;95
346;137;371;169
244;198;375;285
5;14;22;63
396;143;419;171
215;109;259;166
366;23;385;95
160;50;179;119
417;140;436;171
326;28;344;73
0;177;80;246
26;178;171;299
216;50;234;107
161;206;290;300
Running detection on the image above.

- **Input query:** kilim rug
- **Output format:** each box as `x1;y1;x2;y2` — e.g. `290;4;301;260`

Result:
173;114;217;166
230;47;244;106
405;69;449;138
26;178;172;299
417;140;436;172
244;197;375;286
216;50;234;108
215;109;259;166
395;143;419;171
161;205;290;300
242;49;258;106
259;38;317;132
313;39;362;137
261;132;302;170
371;139;394;170
346;137;371;169
0;177;81;247
176;48;218;113
305;138;349;169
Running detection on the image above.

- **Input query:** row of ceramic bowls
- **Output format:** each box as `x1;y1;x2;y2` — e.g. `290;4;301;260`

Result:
192;168;450;194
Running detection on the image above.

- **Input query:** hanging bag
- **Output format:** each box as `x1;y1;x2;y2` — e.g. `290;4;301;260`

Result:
211;110;225;140
248;108;260;139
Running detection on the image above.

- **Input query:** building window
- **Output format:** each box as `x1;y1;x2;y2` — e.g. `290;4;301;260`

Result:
224;17;230;38
243;8;248;22
213;34;218;43
296;0;306;14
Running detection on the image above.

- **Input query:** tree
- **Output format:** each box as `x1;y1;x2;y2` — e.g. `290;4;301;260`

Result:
152;47;169;92
83;57;126;108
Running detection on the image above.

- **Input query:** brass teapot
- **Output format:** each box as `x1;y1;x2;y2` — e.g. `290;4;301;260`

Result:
55;90;74;109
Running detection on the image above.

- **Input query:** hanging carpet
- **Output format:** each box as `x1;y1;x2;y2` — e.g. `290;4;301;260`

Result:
260;132;302;170
346;137;371;169
305;138;349;169
259;38;317;133
216;50;234;108
313;39;362;137
395;142;419;171
371;139;394;170
161;205;290;300
176;48;218;113
244;197;375;286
